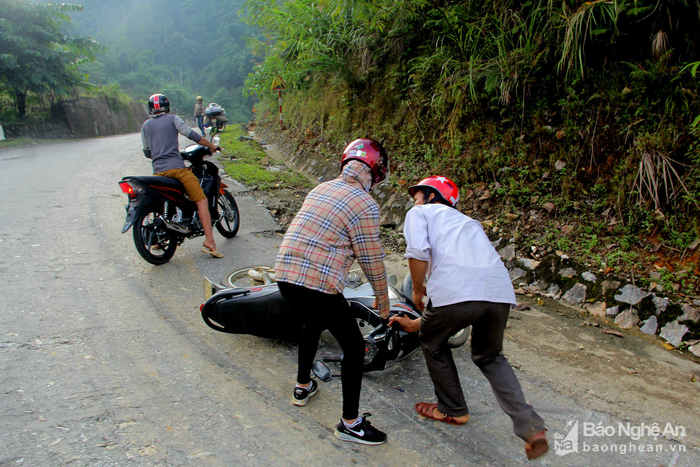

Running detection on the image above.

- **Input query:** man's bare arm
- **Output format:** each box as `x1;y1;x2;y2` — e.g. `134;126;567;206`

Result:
408;258;429;311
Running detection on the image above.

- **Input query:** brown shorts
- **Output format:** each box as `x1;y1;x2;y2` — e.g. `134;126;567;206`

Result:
156;168;206;202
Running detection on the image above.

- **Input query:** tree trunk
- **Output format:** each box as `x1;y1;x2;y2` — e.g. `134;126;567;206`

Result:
15;91;27;118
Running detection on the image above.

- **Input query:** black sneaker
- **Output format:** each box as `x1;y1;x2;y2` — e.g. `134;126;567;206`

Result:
291;380;318;406
334;413;387;446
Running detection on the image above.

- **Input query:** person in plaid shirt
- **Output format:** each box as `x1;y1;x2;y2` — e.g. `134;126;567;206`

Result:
275;138;390;446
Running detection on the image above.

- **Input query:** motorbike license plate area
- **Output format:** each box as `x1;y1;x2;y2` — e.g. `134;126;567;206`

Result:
121;202;138;233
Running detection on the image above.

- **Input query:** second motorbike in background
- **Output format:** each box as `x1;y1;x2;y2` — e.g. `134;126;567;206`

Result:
205;102;227;138
118;144;240;265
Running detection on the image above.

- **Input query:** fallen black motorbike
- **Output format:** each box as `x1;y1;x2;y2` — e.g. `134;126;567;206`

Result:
200;270;468;378
118;144;240;265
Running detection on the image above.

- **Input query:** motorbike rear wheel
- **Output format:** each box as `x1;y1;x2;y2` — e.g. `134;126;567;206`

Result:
214;191;240;238
133;210;178;265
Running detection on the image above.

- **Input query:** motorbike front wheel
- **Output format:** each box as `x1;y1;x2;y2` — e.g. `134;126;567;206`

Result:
214;191;240;238
133;210;178;265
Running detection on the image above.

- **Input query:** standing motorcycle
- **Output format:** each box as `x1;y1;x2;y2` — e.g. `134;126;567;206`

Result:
199;269;468;376
118;144;240;265
204;103;227;138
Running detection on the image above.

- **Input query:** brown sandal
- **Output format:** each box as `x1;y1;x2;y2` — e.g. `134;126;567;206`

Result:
201;245;224;258
414;402;469;425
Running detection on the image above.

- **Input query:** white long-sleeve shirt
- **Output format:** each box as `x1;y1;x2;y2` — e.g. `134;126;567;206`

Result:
403;204;516;307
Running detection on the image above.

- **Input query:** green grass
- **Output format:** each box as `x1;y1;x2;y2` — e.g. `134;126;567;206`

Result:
0;137;41;149
223;162;278;188
217;126;266;162
217;125;313;190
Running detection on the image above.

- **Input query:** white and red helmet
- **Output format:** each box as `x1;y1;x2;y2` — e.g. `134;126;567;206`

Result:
340;138;388;185
408;175;459;207
148;93;170;114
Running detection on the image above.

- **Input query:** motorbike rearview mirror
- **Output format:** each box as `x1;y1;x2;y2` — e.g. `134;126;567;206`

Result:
311;360;333;382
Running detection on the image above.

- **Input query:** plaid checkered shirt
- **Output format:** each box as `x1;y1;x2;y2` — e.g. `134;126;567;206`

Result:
275;161;389;310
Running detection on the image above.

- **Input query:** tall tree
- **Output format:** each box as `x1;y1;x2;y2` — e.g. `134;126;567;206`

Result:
0;0;95;117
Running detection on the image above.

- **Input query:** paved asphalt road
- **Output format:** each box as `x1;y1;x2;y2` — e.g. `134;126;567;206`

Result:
0;135;697;466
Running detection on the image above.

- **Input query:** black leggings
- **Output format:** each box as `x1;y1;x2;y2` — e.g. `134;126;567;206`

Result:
277;281;364;419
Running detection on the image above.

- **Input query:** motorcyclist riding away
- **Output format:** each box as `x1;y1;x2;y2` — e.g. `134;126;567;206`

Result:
140;93;223;258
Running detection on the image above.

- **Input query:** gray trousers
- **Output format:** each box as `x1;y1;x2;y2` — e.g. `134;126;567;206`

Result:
419;300;545;441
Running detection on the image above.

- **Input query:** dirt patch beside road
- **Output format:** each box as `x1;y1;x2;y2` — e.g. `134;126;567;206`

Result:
505;295;699;447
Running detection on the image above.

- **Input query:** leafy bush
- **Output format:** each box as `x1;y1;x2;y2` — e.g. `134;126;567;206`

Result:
0;0;98;117
244;0;699;292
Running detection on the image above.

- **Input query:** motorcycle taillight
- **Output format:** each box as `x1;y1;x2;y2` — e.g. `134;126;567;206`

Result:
119;181;142;198
219;181;228;195
119;181;134;195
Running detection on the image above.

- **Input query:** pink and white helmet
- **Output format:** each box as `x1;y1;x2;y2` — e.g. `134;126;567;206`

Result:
340;138;388;186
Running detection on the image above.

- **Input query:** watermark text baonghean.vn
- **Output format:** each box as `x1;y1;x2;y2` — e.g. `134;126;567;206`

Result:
554;420;687;456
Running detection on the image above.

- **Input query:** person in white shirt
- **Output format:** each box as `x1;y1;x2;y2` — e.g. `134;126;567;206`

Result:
389;175;548;460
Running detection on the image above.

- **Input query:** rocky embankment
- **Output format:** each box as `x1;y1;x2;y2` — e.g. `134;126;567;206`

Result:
252;123;700;359
496;246;699;356
4;96;147;139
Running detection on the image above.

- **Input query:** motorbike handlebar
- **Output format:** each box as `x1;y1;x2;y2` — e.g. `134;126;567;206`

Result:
386;310;407;329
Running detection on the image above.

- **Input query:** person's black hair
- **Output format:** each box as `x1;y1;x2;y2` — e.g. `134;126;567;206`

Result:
419;187;452;207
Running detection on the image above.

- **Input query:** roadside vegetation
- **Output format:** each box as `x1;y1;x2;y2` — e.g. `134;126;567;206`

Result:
1;0;256;126
64;0;256;122
2;0;697;296
217;126;313;191
245;0;699;297
0;1;137;127
0;0;98;123
0;137;39;149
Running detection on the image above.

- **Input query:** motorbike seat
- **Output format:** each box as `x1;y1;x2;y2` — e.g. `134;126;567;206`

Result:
201;285;298;340
124;175;184;191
